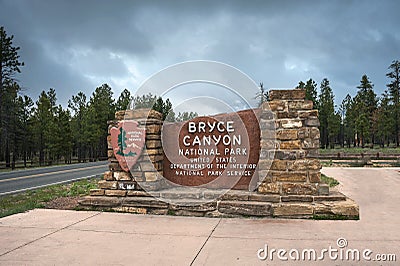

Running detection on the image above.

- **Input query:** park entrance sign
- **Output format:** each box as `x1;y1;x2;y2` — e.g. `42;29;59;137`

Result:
162;109;260;190
79;61;359;219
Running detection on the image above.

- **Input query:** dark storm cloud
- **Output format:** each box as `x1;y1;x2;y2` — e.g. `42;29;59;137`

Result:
0;0;399;109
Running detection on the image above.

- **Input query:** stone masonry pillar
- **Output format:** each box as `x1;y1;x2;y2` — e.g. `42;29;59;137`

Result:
93;108;164;196
257;89;328;196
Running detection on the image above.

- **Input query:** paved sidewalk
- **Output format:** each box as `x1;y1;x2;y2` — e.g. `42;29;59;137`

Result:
0;167;399;265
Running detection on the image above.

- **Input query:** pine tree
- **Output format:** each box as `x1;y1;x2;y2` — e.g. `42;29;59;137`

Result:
0;26;24;164
88;84;115;160
340;94;354;147
353;75;377;147
116;88;132;111
386;60;400;146
318;78;337;148
304;79;318;109
68;92;88;162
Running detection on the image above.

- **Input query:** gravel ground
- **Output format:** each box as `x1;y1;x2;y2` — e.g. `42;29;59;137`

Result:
44;197;80;210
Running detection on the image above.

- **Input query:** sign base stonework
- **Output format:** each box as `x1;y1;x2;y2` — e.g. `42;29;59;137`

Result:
79;89;359;220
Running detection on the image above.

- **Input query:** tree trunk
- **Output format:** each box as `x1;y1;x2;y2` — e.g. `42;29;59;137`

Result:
5;141;10;168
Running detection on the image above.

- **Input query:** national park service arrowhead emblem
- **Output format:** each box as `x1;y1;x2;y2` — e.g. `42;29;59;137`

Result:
110;121;146;172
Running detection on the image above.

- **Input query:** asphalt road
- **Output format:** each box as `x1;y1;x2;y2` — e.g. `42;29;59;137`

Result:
0;161;108;196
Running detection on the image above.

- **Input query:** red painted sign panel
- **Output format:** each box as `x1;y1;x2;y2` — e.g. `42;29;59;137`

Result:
110;121;146;172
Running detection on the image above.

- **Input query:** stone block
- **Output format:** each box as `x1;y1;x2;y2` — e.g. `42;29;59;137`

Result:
114;171;132;181
220;190;251;201
107;135;112;149
310;127;320;139
146;140;162;149
288;100;313;110
273;203;314;217
145;148;163;156
260;110;275;120
105;190;127;197
79;196;121;207
259;149;275;160
318;184;329;195
279;140;301;150
137;118;163;125
107;149;114;159
309;171;321;183
276;129;298;140
113;207;147;214
218;201;272;216
122;197;168;208
281;195;313;202
282;183;317;195
161;191;202;199
264;100;287;112
298;128;310;139
173;210;206;217
140;161;157;172
148;154;164;163
271;172;307;182
170;201;217;212
276;111;298;119
248;194;281;203
131;171;145;182
260;119;276;130
147;109;163;120
314;191;346;201
258;182;280;194
260;139;279;149
144;172;159;182
302;138;320;149
109;162;123;172
90;189;104;196
331;199;359;217
148;209;169;215
146;124;162;134
298;110;318;118
146;134;162;140
269;89;305;100
305;149;319;158
274;150;306;160
305;117;320;127
260;129;276;140
279;119;303;129
117;109;162;120
98;180;118;190
127;190;160;197
270;160;288;171
309;159;322;169
104;171;114;181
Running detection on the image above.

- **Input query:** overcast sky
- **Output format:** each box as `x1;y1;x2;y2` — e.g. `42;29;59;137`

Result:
0;0;399;111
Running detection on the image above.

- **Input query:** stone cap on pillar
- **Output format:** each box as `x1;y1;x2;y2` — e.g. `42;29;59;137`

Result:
269;89;306;101
115;108;163;120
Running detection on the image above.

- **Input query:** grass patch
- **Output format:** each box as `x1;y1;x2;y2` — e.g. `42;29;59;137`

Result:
0;177;100;218
167;209;176;216
319;147;400;154
321;174;339;187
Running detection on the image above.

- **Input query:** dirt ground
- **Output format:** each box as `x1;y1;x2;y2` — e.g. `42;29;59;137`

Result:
44;197;80;210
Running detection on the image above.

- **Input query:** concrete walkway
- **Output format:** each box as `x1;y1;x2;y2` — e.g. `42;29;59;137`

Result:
0;167;399;265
